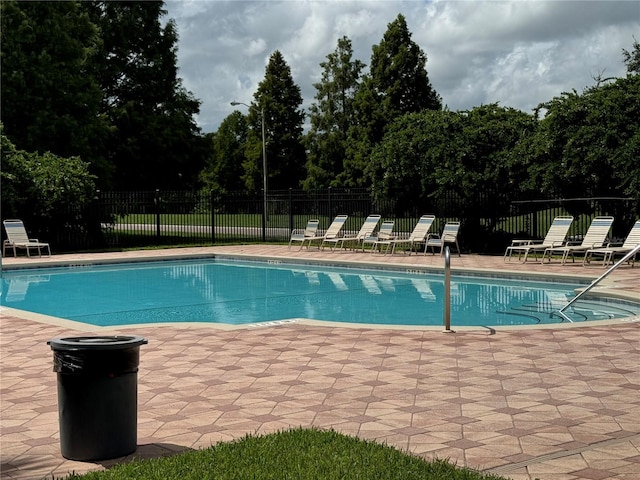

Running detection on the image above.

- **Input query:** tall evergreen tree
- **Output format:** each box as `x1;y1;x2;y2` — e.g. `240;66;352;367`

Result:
370;13;441;117
242;51;305;192
342;13;441;187
303;37;365;189
83;1;206;190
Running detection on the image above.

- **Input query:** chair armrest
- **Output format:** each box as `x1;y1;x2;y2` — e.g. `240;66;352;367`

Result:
551;241;566;247
376;232;395;241
342;232;362;239
605;241;623;247
511;239;533;246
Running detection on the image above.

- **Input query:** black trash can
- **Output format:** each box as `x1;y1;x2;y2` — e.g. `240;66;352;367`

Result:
47;335;148;461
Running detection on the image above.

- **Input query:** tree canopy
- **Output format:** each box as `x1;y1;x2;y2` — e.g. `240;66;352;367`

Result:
240;51;306;192
304;37;365;189
1;0;206;191
0;1;110;181
1;126;98;242
2;2;638;234
200;112;248;194
340;14;442;187
83;1;206;190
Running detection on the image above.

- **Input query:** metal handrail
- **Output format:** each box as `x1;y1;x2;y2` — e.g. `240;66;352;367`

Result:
443;246;454;332
557;244;640;322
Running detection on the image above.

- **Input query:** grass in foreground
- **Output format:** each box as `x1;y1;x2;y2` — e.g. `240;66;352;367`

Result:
61;428;507;480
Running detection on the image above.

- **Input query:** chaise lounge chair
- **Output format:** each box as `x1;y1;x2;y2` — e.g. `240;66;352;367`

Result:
583;219;640;266
504;216;573;263
288;219;320;249
319;215;350;250
335;214;381;250
382;215;436;255
541;216;614;264
426;221;461;256
297;215;348;250
362;220;395;253
2;219;51;257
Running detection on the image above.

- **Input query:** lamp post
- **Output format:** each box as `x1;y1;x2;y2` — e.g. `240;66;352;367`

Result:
231;101;267;241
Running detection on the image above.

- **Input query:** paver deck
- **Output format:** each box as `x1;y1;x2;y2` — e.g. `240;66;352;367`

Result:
1;246;639;480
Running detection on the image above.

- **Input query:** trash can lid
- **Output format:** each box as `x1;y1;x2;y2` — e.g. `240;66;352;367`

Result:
48;335;148;351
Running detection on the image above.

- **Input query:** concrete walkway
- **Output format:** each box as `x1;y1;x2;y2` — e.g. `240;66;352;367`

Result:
1;246;639;480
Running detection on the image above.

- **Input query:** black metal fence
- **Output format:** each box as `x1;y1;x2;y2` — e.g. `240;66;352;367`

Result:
8;189;638;254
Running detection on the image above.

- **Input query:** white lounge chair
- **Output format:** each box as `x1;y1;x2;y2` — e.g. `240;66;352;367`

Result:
288;219;320;249
583;220;640;266
362;220;395;253
426;221;461;256
336;214;382;250
504;216;573;263
319;215;350;250
2;219;51;257
541;216;614;264
299;215;348;250
383;215;436;255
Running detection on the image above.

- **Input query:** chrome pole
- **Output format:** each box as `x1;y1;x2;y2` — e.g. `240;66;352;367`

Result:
443;246;454;333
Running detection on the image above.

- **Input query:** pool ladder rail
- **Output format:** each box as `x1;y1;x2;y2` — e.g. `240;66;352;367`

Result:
557;244;640;322
442;246;454;333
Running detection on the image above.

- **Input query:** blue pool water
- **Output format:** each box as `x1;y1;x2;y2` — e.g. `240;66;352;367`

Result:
1;259;639;327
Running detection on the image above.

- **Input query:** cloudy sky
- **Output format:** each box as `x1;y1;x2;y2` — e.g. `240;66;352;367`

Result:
163;0;639;133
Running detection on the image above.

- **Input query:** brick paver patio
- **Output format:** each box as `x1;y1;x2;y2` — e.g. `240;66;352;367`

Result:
1;246;639;480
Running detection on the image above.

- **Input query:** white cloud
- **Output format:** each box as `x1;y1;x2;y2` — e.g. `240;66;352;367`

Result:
164;0;639;132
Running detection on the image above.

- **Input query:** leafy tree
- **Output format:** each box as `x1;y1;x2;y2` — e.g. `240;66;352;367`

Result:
200;112;248;194
82;1;206;190
342;13;441;187
368;105;536;249
451;105;537;238
368;110;464;214
527;76;640;197
242;51;306;192
0;1;111;182
517;73;640;231
304;37;365;189
1;127;98;243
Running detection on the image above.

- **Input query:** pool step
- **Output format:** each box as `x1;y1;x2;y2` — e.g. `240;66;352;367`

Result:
497;299;640;324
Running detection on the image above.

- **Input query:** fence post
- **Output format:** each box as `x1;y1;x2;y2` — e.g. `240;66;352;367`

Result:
210;190;216;244
261;189;266;242
288;188;294;235
155;189;161;238
328;187;332;221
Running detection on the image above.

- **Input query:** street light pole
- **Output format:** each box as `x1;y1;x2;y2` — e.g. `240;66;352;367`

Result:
231;101;267;241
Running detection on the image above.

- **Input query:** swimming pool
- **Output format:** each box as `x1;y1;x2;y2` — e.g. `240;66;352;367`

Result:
2;259;639;327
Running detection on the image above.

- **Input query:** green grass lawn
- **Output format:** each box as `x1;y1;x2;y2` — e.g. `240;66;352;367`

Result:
59;428;507;480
